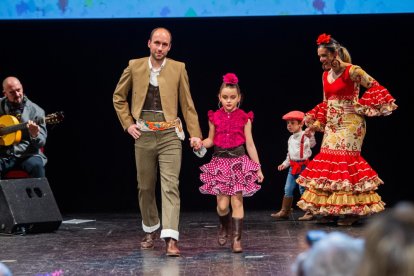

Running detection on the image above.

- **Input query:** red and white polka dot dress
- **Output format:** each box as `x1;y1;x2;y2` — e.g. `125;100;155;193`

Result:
200;155;261;196
199;108;261;197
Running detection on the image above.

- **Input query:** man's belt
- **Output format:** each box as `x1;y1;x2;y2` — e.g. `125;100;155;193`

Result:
136;118;185;140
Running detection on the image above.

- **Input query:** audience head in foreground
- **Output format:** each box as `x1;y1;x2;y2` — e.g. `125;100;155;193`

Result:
293;231;364;276
357;201;414;276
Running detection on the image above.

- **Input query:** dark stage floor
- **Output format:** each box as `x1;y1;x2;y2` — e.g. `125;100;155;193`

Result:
0;210;367;276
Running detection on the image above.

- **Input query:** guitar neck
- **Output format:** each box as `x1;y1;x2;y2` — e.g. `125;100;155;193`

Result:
0;118;44;136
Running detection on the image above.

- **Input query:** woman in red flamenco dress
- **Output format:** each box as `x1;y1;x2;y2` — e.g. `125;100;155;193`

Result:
296;33;398;226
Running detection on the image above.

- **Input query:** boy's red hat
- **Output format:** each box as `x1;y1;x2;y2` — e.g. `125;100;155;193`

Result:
282;110;305;121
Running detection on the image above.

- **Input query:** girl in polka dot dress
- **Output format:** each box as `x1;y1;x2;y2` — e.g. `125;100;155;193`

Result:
198;73;264;253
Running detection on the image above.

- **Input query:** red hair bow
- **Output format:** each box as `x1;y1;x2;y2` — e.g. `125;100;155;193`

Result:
223;73;238;85
316;33;331;45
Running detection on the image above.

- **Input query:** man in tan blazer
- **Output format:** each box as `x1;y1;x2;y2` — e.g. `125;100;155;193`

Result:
113;27;202;256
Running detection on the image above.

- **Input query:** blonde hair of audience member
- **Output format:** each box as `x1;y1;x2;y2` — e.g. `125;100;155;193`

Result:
357;201;414;276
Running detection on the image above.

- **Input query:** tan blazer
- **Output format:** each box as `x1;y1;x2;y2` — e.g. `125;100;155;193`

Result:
113;57;202;138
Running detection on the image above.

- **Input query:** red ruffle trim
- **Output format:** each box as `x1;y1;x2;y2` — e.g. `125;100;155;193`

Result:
356;83;398;116
246;111;254;123
297;150;384;193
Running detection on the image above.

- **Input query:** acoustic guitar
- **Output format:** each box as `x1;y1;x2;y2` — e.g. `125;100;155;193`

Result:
0;111;64;146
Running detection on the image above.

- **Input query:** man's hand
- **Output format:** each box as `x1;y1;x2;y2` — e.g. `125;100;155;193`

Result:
127;124;142;139
189;137;202;150
27;120;39;138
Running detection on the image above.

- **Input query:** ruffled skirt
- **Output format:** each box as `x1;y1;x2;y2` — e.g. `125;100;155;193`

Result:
199;155;261;197
297;100;385;216
296;149;385;216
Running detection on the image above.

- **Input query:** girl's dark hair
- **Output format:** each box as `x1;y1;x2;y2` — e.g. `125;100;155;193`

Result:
218;83;243;106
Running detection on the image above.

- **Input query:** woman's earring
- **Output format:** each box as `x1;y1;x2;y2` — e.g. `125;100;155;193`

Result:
218;101;222;108
331;58;340;68
237;102;240;108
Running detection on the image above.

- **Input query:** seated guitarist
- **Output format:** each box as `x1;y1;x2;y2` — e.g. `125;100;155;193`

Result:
0;76;47;178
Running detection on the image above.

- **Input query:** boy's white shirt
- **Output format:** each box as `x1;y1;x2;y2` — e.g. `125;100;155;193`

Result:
282;130;316;168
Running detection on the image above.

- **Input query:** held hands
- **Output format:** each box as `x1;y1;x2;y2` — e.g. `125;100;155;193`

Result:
128;124;141;139
189;137;202;150
190;137;207;158
27;120;39;138
304;127;315;137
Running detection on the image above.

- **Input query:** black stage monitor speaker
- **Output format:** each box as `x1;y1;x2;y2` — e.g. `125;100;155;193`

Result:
0;177;62;234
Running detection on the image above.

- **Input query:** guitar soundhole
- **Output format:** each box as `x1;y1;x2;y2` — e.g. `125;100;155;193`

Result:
25;187;43;198
34;187;43;198
26;188;33;198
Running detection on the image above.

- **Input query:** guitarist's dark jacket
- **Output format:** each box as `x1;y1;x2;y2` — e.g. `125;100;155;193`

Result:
0;96;47;165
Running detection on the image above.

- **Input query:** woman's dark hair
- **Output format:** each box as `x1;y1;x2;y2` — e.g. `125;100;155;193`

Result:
318;36;352;63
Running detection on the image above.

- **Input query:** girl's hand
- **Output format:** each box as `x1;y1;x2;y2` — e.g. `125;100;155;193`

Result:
257;169;264;183
277;164;286;171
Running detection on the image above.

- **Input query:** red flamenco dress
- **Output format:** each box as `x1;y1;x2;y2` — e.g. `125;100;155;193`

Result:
199;108;261;197
297;65;397;217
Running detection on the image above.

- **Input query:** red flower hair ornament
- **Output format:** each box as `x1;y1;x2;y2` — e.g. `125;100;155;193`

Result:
223;73;238;85
316;33;331;45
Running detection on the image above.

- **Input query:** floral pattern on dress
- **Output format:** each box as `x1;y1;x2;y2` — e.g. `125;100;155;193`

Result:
297;65;397;216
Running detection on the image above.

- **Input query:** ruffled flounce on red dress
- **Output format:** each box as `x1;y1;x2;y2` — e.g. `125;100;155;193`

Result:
297;65;397;216
199;108;261;197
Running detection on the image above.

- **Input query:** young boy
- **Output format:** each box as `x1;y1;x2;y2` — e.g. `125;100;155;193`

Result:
271;110;316;220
